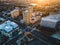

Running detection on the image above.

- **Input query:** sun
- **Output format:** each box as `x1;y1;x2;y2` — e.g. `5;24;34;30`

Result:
38;0;50;3
37;0;50;5
38;0;44;2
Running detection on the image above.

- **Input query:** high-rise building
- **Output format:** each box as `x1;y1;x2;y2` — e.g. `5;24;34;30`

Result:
10;7;20;18
23;6;33;24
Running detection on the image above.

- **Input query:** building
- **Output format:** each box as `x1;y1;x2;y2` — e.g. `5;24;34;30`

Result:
23;6;33;24
10;7;20;18
0;20;18;33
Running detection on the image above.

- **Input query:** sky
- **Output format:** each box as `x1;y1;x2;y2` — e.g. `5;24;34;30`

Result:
0;0;60;5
